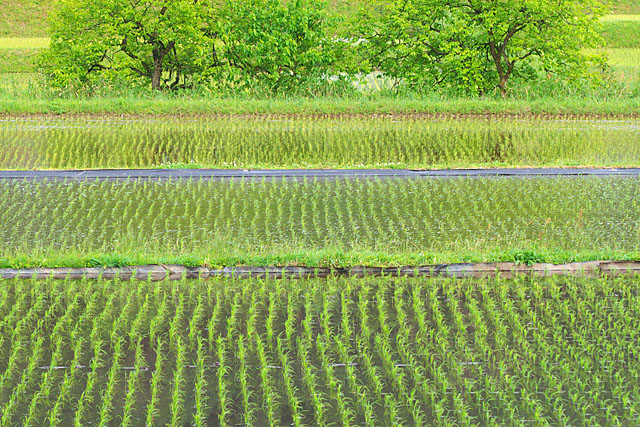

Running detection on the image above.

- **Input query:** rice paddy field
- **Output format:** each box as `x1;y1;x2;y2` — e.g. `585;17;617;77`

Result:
1;116;640;170
0;4;639;426
0;275;638;426
0;175;639;267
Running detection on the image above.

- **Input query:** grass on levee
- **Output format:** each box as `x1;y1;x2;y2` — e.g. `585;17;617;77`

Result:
1;95;640;115
1;248;640;269
149;160;639;170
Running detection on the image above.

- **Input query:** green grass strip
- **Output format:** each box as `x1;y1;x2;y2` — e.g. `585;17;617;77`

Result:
1;97;640;116
2;249;640;269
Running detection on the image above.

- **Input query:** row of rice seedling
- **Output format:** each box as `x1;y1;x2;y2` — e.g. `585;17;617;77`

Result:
0;176;638;261
0;275;637;425
1;116;639;169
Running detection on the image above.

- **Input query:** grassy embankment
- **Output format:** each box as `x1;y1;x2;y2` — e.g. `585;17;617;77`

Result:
4;249;640;270
2;96;640;115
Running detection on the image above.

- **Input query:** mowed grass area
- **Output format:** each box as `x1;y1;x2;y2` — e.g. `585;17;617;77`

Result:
0;276;638;426
2;116;640;170
1;176;639;268
0;37;48;74
599;15;640;48
0;37;49;49
605;48;640;84
0;0;49;37
610;0;640;13
584;47;640;84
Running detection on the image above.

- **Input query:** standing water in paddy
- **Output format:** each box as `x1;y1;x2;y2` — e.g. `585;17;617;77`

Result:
0;176;638;263
1;116;640;170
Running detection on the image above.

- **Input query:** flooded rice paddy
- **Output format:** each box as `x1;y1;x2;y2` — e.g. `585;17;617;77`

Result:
1;116;640;169
0;176;638;257
0;276;637;426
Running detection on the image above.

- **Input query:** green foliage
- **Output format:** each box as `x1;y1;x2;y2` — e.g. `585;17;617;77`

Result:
4;0;640;98
85;254;134;268
215;0;345;94
361;0;609;95
40;0;217;91
504;249;547;266
38;0;356;95
8;0;640;97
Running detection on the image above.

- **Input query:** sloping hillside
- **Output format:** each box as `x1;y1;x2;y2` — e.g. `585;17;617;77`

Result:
1;0;638;37
0;0;49;37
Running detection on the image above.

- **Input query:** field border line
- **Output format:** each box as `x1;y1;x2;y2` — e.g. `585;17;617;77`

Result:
1;168;640;180
1;261;639;280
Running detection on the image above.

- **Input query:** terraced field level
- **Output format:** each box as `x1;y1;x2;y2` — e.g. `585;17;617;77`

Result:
0;175;639;267
0;276;638;426
1;116;640;170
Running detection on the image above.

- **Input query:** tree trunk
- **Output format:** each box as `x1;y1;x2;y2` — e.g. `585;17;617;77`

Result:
151;57;163;91
498;77;508;98
150;40;175;91
489;41;507;97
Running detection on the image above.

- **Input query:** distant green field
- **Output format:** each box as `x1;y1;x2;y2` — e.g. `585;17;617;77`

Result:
0;0;49;37
608;48;640;83
0;38;48;74
599;15;640;48
0;37;49;49
0;50;38;73
585;47;640;83
611;0;640;13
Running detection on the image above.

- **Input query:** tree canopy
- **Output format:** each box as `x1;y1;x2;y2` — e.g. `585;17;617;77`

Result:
40;0;609;95
41;0;217;91
215;0;341;93
361;0;608;95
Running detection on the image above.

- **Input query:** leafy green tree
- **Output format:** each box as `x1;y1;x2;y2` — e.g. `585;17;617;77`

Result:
41;0;217;91
362;0;608;95
216;0;341;92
